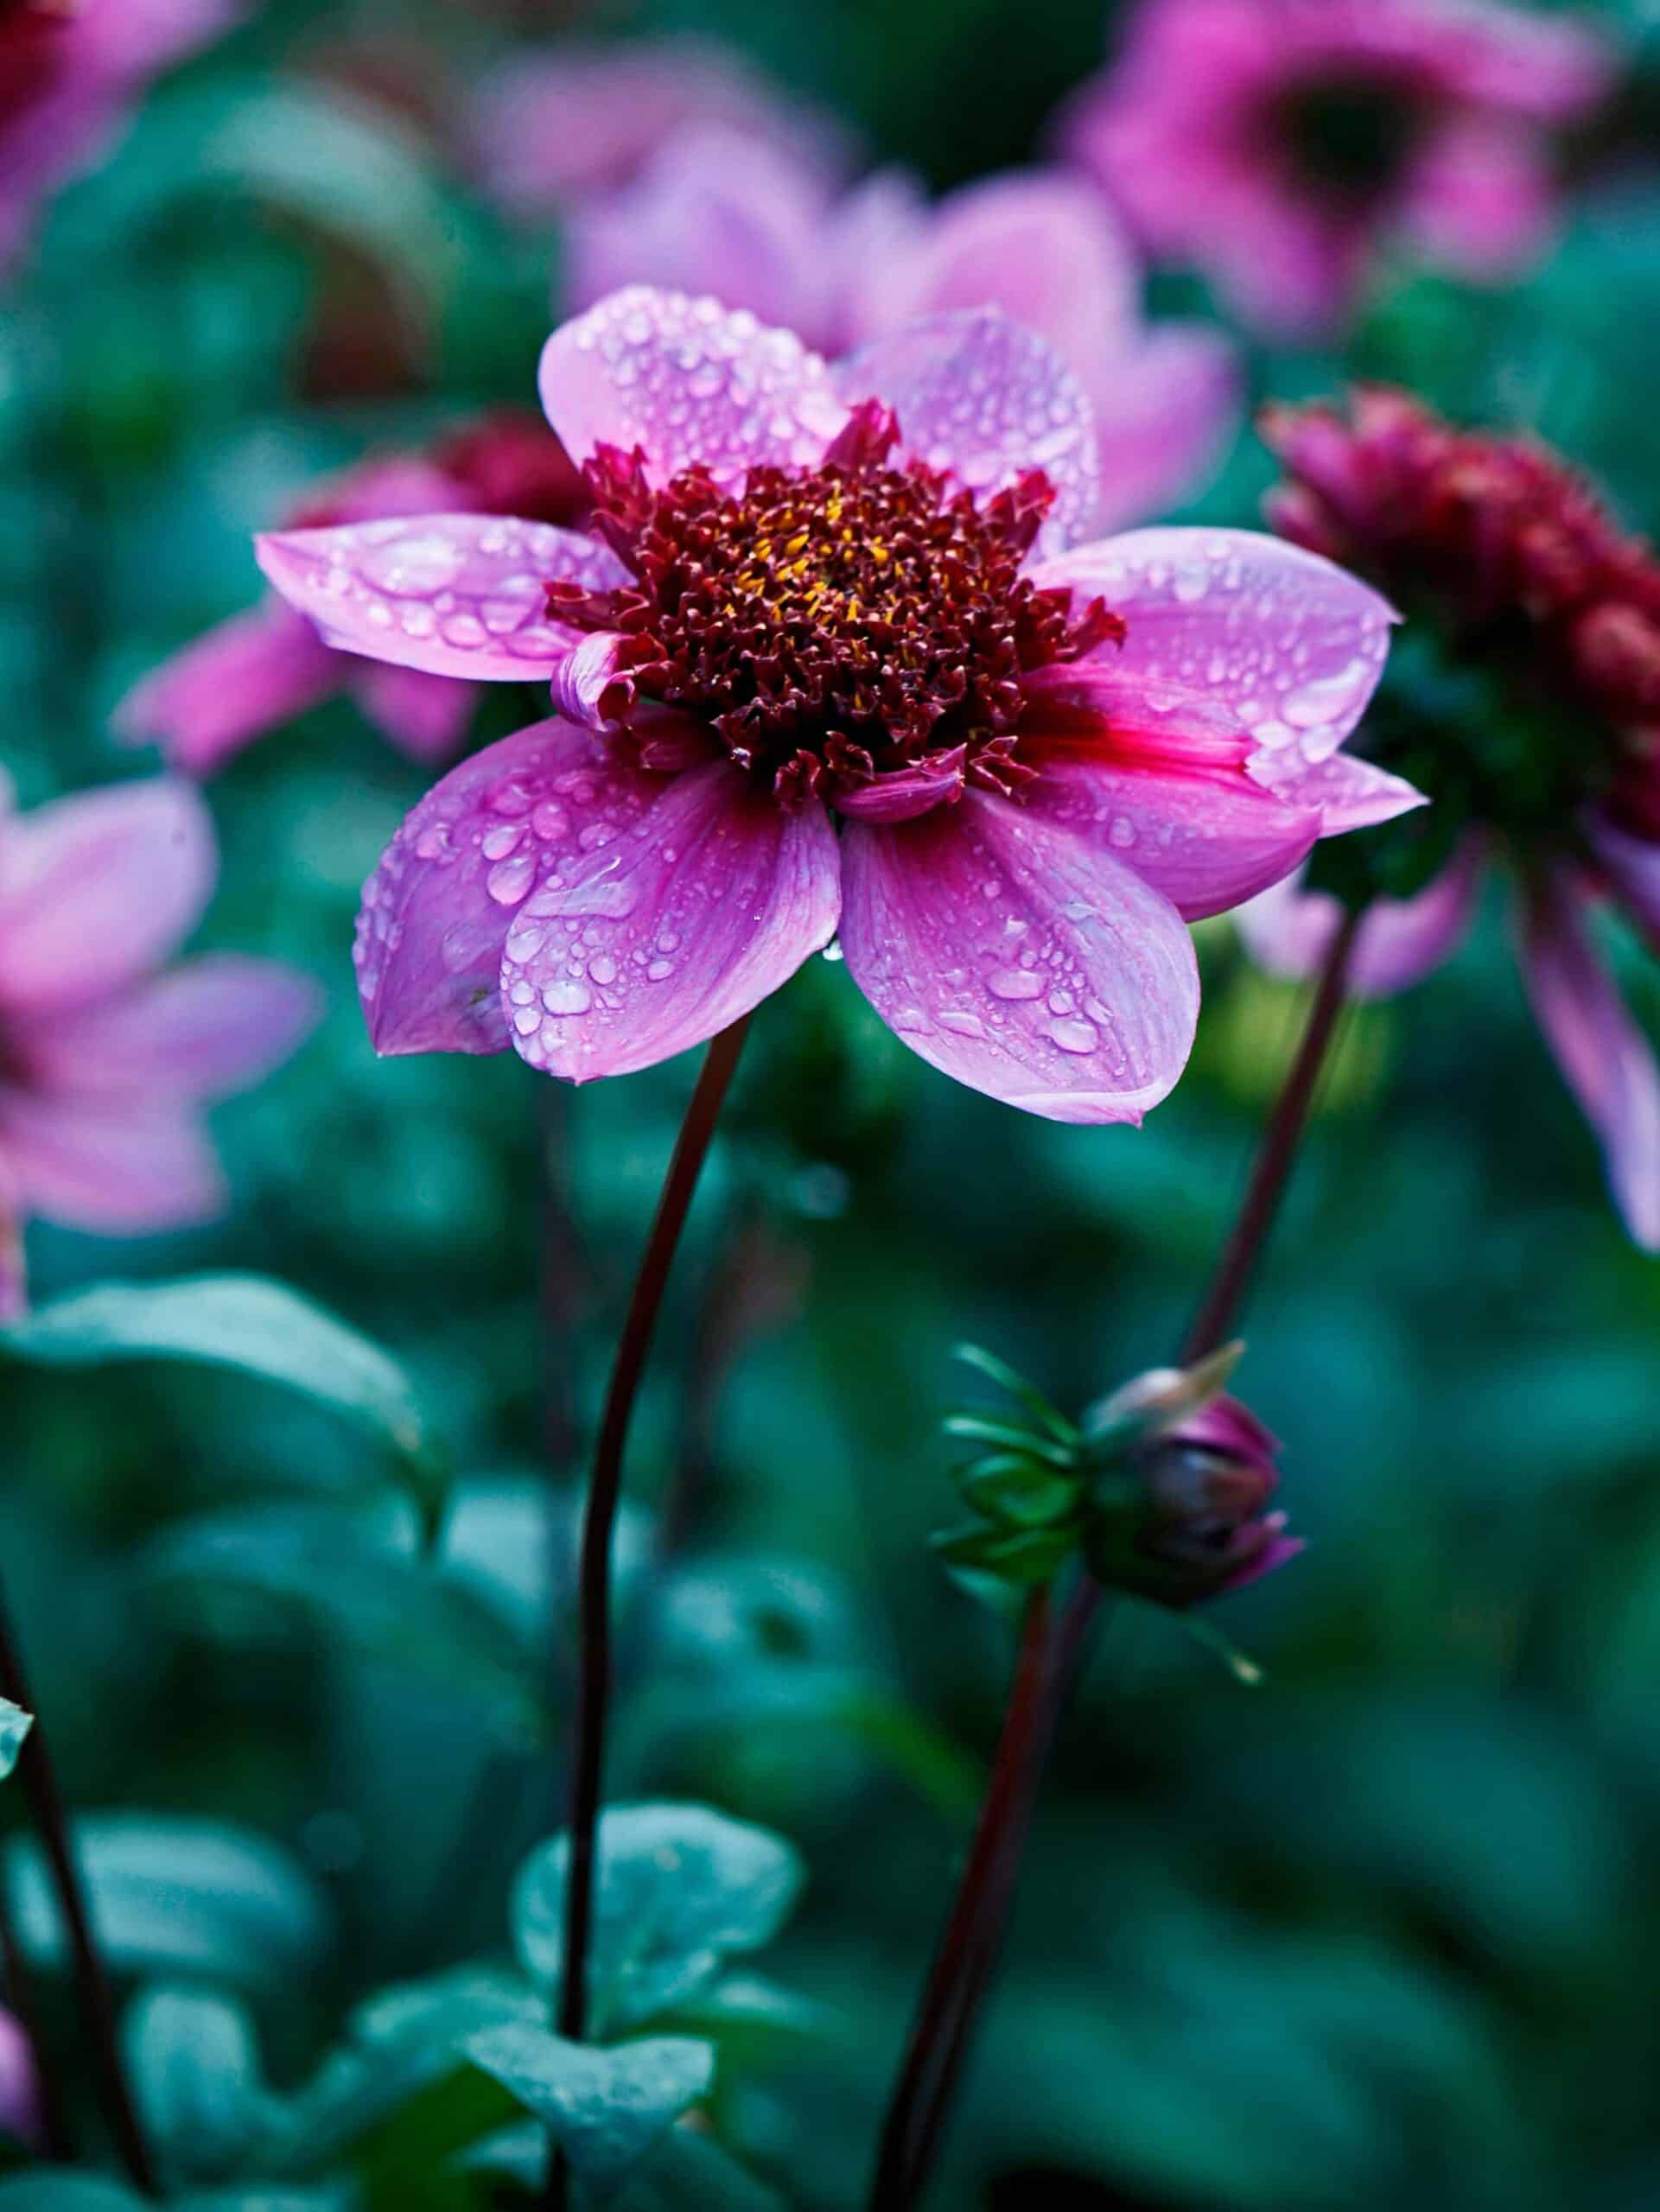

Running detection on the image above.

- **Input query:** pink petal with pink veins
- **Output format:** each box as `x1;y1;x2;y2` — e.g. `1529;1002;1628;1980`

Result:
839;791;1198;1125
836;310;1100;553
1517;868;1660;1250
0;1093;225;1234
13;957;321;1102
499;760;841;1081
255;514;620;683
1238;842;1484;998
0;779;215;1014
113;601;340;776
537;287;847;488
353;662;478;765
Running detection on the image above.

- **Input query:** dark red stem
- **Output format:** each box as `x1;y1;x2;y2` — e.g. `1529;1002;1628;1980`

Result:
546;1018;750;2212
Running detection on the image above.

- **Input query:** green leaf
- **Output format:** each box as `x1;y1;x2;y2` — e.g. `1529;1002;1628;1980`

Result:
931;1522;1078;1586
512;1804;804;2036
941;1414;1076;1468
6;1816;329;1993
0;1702;30;1782
0;1277;446;1505
951;1345;1079;1446
460;2121;786;2210
123;1986;267;2185
0;2185;143;2210
956;1452;1082;1529
462;2024;713;2190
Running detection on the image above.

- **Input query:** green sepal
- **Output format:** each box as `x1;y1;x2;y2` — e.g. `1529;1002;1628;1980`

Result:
931;1520;1081;1586
954;1452;1083;1530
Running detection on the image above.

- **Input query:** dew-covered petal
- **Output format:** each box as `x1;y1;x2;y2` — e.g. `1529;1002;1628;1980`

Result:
836;309;1101;553
537;286;847;487
353;663;478;765
255;515;623;682
13;957;321;1102
499;761;840;1081
1517;868;1660;1250
1237;843;1484;1000
1087;323;1241;531
1029;527;1397;764
1245;748;1427;833
355;720;674;1058
839;791;1198;1125
113;601;341;776
0;779;216;1015
0;1092;226;1233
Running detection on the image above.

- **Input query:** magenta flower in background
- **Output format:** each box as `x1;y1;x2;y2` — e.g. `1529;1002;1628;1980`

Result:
0;773;319;1313
1057;0;1615;339
1240;388;1660;1248
116;413;588;777
564;148;1240;533
0;0;236;273
256;288;1411;1123
0;2008;41;2152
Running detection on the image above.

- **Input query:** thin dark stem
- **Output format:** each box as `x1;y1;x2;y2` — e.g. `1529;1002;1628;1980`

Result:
0;1585;154;2192
870;908;1364;2209
0;1883;73;2160
867;1587;1053;2212
546;1018;750;2212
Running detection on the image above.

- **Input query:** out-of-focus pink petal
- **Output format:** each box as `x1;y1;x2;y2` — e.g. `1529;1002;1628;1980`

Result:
255;515;620;682
1245;749;1427;833
1401;118;1555;276
854;170;1142;378
836;310;1100;552
0;778;215;1014
1030;528;1397;760
353;719;671;1058
0;1161;25;1325
839;791;1199;1124
1086;323;1240;531
353;663;477;766
72;0;238;79
1433;2;1618;122
113;602;340;776
12;956;321;1102
1517;868;1660;1249
1237;842;1484;998
0;1093;225;1233
1222;1528;1306;1595
537;287;847;488
499;761;841;1081
1585;808;1660;954
0;2005;43;2145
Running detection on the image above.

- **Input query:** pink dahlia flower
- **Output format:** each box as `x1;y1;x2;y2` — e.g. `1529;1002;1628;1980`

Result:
255;289;1412;1123
0;0;236;273
0;773;319;1312
0;2007;41;2151
1057;0;1615;338
565;147;1239;533
116;414;588;777
1241;389;1660;1248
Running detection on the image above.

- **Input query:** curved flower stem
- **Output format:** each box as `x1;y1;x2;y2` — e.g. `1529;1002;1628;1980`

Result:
547;1016;750;2212
868;906;1364;2210
0;1583;155;2193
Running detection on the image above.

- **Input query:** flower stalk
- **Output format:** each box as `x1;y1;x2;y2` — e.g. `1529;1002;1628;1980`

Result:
548;1015;750;2212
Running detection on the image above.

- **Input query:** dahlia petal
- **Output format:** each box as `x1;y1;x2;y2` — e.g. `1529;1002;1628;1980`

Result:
1029;528;1397;764
0;779;215;1014
1237;843;1484;1000
1086;324;1241;531
1402;119;1555;277
499;762;841;1081
836;309;1101;552
1221;1530;1306;1597
832;753;966;823
550;632;630;730
537;287;847;487
353;663;478;766
1434;3;1616;122
1585;809;1660;954
354;720;669;1058
1517;870;1660;1250
112;602;340;776
1244;749;1427;834
839;791;1199;1125
255;515;620;681
0;1093;225;1234
13;957;321;1102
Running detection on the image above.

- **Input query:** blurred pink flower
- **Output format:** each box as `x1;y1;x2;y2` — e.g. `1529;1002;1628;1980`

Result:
466;35;850;226
116;414;588;777
1057;0;1615;338
1241;388;1660;1247
0;0;237;273
565;147;1240;531
0;2007;41;2150
256;288;1410;1122
0;774;319;1310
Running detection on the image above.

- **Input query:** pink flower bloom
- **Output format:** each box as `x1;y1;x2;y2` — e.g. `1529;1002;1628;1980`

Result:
255;289;1407;1123
1241;388;1660;1247
0;0;237;274
0;2007;42;2150
0;773;319;1306
116;414;588;777
1056;0;1616;338
565;148;1240;533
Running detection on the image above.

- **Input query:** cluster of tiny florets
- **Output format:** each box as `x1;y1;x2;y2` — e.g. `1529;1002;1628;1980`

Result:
0;0;67;118
549;402;1122;808
1263;387;1660;837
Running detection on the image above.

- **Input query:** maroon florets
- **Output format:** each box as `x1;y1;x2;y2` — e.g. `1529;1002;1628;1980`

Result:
430;410;590;529
0;0;69;123
548;400;1121;808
